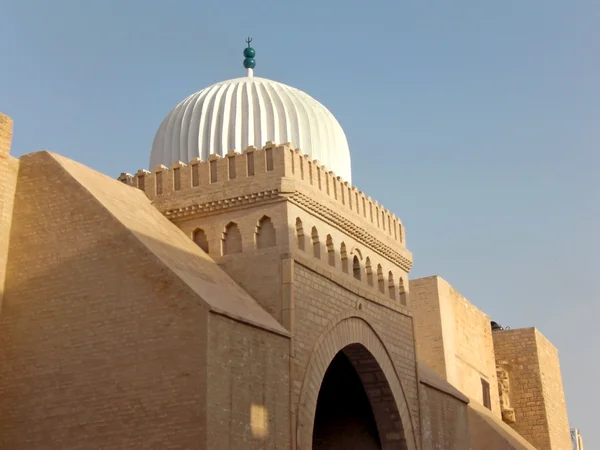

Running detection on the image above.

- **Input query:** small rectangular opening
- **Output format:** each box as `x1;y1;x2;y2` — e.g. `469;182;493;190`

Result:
156;171;163;195
210;160;217;183
173;168;181;190
247;152;255;176
228;156;236;180
137;174;145;191
481;378;491;410
192;164;199;187
317;167;322;189
290;149;295;174
265;148;273;171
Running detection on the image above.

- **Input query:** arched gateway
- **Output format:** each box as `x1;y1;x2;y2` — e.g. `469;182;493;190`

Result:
296;315;418;450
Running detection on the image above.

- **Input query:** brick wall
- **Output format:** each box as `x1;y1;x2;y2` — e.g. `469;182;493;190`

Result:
0;113;11;157
207;313;290;449
536;330;571;449
292;259;420;449
0;153;210;449
419;384;470;449
493;328;571;450
410;276;500;415
468;402;537;450
409;277;447;378
175;201;290;325
493;328;548;447
0;113;17;311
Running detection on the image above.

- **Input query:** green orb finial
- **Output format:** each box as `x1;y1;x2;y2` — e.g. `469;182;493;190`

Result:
243;37;256;74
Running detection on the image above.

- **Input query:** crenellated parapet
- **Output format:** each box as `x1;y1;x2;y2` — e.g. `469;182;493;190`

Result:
282;144;405;245
119;142;286;198
119;142;406;247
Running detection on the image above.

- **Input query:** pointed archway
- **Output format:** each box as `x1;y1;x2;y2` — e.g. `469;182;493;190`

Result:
312;346;382;449
296;315;418;450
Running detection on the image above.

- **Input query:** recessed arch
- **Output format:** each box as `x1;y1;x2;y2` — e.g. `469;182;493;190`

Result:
351;247;363;260
255;215;276;248
353;255;361;280
399;278;407;306
388;271;396;300
326;235;335;267
296;315;417;450
221;222;242;255
377;264;385;294
311;226;320;259
340;242;348;274
296;218;305;251
192;228;209;254
366;257;374;287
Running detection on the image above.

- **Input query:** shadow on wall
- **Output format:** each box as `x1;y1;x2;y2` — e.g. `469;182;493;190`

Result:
0;223;289;449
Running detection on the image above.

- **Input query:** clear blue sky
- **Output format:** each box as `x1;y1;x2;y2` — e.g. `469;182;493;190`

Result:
2;0;598;444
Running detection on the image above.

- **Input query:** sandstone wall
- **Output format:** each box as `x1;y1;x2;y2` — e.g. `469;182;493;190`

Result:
410;276;500;415
0;153;210;449
0;113;18;311
418;380;470;449
468;402;537;450
207;313;290;449
536;330;572;449
175;201;290;325
292;259;419;449
409;277;447;378
493;328;571;450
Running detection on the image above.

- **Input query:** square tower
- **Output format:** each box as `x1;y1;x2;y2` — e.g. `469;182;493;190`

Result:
492;328;571;449
409;276;501;416
119;142;421;448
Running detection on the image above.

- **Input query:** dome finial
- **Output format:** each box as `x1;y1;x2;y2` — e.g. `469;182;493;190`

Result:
243;37;256;78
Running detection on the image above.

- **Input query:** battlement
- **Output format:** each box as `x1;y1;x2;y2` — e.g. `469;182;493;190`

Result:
119;142;405;245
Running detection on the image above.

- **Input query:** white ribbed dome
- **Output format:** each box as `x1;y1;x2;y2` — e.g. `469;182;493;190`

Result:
150;76;352;182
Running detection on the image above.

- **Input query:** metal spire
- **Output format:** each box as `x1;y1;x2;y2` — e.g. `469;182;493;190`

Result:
243;37;256;77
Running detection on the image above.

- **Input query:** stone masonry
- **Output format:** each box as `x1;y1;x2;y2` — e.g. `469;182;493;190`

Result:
119;143;421;448
0;112;575;449
0;113;18;311
493;328;572;450
409;276;501;416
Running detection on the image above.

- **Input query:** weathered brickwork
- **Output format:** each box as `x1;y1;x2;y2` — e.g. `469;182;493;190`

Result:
292;260;419;449
468;402;536;450
536;331;572;450
410;276;500;415
0;113;18;311
171;201;289;324
408;277;446;376
207;313;290;449
120;143;408;259
0;113;11;157
419;385;469;449
493;328;571;450
1;153;211;449
418;364;470;450
0;110;576;450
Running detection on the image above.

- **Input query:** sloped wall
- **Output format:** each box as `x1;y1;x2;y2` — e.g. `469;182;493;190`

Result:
419;384;470;449
0;152;210;449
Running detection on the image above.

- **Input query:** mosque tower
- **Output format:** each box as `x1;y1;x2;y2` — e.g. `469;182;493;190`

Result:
119;40;416;448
